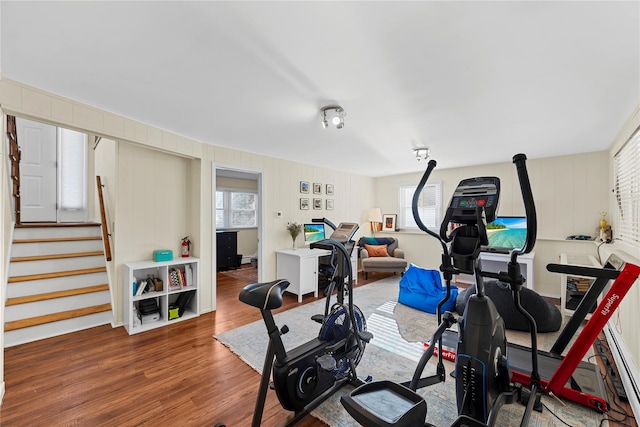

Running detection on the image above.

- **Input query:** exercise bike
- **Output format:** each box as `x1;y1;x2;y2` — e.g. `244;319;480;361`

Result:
239;221;372;426
341;154;541;426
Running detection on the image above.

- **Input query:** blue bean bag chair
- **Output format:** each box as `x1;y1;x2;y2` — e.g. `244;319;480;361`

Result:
398;264;458;314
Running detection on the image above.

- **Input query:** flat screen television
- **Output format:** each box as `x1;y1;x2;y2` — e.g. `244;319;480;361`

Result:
304;223;326;244
484;216;527;253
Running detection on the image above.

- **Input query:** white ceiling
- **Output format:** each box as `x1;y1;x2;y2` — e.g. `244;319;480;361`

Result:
1;1;638;177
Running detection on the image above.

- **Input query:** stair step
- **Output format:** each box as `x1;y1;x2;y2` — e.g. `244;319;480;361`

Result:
4;303;112;332
11;250;104;263
8;267;107;283
13;236;102;244
16;222;101;228
11;251;104;262
6;284;109;306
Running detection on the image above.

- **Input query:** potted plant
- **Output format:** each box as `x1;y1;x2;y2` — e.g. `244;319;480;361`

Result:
287;222;303;250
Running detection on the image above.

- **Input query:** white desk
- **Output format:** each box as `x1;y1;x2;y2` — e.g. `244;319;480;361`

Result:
276;247;358;302
455;252;535;290
480;251;535;290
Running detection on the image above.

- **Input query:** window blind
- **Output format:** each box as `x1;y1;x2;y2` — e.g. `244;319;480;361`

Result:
613;127;640;245
58;128;87;210
399;181;442;229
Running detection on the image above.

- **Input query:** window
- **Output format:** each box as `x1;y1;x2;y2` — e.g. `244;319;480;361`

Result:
614;127;640;246
399;181;442;229
216;189;257;229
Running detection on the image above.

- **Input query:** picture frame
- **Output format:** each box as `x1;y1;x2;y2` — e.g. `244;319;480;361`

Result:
326;199;334;210
300;198;309;210
313;183;322;194
326;184;334;196
382;214;397;231
300;181;310;194
313;198;322;210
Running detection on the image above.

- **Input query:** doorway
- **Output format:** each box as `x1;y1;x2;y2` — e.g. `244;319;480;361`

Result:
214;166;263;308
15;117;88;223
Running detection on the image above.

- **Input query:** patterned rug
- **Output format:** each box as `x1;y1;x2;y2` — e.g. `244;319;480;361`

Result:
219;266;258;283
215;276;605;426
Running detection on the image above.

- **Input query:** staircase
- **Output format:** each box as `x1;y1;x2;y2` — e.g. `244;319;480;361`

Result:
5;223;113;347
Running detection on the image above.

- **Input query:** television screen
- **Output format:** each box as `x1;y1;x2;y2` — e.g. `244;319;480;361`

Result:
485;216;527;251
304;223;326;243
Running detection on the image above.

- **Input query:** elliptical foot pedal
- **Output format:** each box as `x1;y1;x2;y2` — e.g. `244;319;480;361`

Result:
341;380;426;426
311;314;325;324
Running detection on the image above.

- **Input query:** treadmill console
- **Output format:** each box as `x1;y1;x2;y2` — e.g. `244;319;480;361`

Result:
448;177;500;224
329;222;359;243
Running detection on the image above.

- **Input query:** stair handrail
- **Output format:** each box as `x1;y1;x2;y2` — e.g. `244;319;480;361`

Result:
96;176;112;262
6;115;21;224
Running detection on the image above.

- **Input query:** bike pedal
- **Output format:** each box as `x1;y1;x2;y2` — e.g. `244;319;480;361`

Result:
317;354;337;371
358;331;374;343
310;314;324;323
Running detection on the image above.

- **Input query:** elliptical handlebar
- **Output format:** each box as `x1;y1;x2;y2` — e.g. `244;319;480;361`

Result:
511;154;537;261
412;160;450;254
312;217;337;231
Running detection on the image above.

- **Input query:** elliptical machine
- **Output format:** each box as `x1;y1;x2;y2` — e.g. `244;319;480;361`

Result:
341;154;541;426
239;221;372;427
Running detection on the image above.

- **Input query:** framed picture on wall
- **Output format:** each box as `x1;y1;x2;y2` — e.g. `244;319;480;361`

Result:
313;183;322;194
300;181;310;194
383;214;397;231
300;198;309;210
326;199;334;210
313;198;322;209
326;184;334;195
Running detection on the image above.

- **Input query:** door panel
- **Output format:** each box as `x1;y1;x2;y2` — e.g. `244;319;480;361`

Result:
17;118;57;222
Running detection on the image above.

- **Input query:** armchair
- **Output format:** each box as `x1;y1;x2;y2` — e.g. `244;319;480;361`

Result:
357;237;408;279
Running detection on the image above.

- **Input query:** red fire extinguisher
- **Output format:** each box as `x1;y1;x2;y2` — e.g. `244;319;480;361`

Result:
181;236;191;258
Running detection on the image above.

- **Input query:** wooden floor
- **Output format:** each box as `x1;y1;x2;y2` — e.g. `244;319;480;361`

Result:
0;271;636;426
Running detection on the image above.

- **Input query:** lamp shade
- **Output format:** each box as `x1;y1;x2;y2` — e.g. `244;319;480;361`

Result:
368;208;383;223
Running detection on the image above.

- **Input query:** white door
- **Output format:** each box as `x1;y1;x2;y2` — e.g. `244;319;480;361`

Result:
16;118;88;223
16;118;58;222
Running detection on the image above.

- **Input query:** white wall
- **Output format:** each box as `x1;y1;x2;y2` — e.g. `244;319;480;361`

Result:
374;152;609;296
0;78;375;326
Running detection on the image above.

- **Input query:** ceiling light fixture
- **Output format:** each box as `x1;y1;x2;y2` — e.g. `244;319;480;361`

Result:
321;106;346;129
413;147;430;161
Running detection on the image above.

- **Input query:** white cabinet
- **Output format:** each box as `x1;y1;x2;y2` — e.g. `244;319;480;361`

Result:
276;247;358;303
559;253;600;319
123;257;200;334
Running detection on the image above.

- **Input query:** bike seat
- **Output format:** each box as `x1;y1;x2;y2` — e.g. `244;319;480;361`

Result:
239;279;290;310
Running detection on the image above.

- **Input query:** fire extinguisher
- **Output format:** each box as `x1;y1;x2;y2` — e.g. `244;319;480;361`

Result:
181;236;191;258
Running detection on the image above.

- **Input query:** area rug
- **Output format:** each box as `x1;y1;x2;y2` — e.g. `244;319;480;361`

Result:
219;265;258;283
215;277;606;426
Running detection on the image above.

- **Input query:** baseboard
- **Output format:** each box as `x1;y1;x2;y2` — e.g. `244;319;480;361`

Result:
605;322;640;419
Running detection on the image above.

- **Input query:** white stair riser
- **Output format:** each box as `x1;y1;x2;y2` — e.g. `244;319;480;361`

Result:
5;291;111;322
4;312;113;348
14;226;101;240
7;272;109;298
11;240;104;257
9;255;106;277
